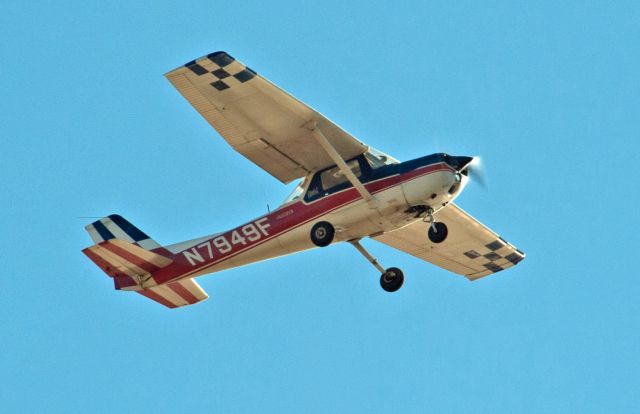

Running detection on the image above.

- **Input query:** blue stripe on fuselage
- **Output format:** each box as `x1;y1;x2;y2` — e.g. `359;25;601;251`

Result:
370;153;448;181
304;153;447;203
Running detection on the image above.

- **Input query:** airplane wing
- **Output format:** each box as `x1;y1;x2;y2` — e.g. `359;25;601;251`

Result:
373;204;525;281
165;51;368;183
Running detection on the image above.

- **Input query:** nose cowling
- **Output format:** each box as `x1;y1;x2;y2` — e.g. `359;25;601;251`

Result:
443;155;474;171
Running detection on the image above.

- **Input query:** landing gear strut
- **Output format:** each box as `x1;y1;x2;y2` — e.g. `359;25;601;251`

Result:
349;239;404;292
423;207;448;244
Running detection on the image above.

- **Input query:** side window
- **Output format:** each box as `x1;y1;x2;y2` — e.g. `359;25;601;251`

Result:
319;160;362;192
305;183;321;199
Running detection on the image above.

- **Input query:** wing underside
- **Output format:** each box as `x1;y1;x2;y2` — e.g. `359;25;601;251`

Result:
165;51;368;183
374;204;525;280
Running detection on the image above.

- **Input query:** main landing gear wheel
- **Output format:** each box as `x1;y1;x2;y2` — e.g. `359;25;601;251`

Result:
428;222;448;243
310;221;335;247
349;239;405;292
380;267;404;292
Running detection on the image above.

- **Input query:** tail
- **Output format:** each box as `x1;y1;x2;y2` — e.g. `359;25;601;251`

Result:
82;215;209;309
84;214;169;253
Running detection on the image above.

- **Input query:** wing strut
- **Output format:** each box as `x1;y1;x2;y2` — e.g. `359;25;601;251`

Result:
309;121;377;208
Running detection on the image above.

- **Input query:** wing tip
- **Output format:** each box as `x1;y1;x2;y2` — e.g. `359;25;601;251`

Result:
166;50;237;77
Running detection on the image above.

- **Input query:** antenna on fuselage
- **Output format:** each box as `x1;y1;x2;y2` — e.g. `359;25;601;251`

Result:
261;184;271;213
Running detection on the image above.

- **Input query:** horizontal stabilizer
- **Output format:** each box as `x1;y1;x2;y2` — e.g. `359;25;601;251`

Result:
82;239;174;289
137;279;209;308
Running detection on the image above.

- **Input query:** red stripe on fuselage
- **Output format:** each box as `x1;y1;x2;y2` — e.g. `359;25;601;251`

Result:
153;162;454;284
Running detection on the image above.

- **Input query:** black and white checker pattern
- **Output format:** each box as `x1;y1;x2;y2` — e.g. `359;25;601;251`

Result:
463;238;525;273
184;51;257;91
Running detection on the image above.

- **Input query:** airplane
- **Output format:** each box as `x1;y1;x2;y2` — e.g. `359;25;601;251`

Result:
82;51;525;309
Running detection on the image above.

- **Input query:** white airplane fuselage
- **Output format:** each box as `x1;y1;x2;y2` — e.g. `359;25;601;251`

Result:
138;156;469;288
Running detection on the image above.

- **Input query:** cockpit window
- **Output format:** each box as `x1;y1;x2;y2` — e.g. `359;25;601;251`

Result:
365;152;387;169
283;180;305;203
320;160;362;191
303;150;399;202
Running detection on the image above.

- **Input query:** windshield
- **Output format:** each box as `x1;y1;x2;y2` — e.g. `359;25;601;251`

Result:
282;180;305;204
365;147;399;168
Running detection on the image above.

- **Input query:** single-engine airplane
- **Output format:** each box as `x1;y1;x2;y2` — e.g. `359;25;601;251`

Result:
82;51;525;308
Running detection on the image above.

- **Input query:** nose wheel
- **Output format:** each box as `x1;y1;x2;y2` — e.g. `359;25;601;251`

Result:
424;207;448;243
428;222;448;243
349;239;404;293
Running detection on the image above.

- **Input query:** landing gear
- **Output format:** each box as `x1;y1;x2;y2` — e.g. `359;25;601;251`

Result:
428;222;448;243
310;221;335;247
349;239;404;293
380;267;404;292
423;206;448;243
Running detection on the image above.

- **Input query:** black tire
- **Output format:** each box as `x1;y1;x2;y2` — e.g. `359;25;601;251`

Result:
428;222;448;243
380;267;404;292
310;221;335;247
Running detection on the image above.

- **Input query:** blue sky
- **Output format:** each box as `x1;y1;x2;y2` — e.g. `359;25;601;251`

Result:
1;1;638;412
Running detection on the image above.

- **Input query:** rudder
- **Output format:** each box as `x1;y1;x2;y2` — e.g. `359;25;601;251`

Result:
85;214;166;253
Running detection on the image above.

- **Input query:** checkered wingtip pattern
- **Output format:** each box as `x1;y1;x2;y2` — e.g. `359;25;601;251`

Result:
183;51;257;91
464;238;525;278
373;203;525;281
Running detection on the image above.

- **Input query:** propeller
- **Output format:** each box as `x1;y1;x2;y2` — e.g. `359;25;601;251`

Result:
465;156;488;190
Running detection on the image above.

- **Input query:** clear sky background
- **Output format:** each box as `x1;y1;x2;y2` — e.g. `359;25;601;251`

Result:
1;1;638;412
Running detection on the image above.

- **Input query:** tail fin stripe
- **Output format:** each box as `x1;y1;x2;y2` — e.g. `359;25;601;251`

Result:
138;289;177;309
153;285;189;307
143;240;170;253
100;242;162;274
108;239;173;267
102;220;135;243
92;220;115;241
113;275;139;290
109;214;150;242
83;248;130;279
86;226;104;244
183;279;208;299
91;246;147;278
167;281;200;304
